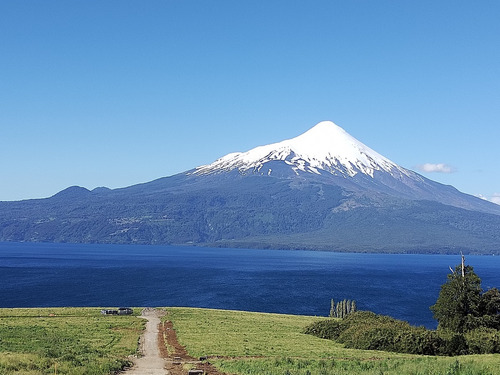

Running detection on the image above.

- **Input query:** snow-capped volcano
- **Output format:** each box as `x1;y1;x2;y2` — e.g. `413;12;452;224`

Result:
193;121;500;215
2;120;500;253
195;121;411;179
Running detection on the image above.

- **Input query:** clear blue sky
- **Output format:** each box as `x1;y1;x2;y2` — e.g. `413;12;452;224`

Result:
1;1;499;203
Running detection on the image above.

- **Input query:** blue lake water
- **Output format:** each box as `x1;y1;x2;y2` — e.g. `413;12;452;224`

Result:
1;242;499;329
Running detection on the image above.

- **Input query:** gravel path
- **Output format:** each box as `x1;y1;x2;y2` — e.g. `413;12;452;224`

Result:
124;308;225;375
126;308;168;375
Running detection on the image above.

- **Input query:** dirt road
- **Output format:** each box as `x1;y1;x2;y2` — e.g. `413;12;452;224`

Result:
125;308;225;375
126;308;167;375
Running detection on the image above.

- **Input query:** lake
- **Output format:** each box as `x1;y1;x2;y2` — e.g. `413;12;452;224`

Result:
1;242;499;328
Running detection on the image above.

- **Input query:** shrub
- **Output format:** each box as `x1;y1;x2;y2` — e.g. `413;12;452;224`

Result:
411;330;444;356
439;333;468;356
303;311;480;356
303;319;342;340
465;327;500;354
337;312;443;355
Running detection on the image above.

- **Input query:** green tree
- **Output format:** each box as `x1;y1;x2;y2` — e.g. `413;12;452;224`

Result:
476;287;500;329
329;299;357;319
329;299;335;318
430;262;482;333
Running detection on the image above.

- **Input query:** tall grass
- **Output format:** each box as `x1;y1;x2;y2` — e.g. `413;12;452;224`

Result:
2;307;498;374
215;356;499;375
166;307;500;375
0;307;144;375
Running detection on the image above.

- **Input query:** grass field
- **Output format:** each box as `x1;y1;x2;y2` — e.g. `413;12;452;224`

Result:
0;307;144;375
2;307;499;374
165;307;500;375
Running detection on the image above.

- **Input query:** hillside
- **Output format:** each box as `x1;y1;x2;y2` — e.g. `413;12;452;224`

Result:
166;307;500;375
2;307;499;375
1;121;499;254
0;307;143;374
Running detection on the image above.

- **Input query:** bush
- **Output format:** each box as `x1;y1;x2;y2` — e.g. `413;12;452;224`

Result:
337;312;444;355
410;330;445;356
303;319;342;340
305;312;442;355
303;311;499;356
465;327;500;354
440;333;468;356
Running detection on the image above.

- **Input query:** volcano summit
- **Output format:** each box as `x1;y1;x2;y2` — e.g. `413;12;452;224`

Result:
1;121;499;254
195;121;404;178
195;121;499;215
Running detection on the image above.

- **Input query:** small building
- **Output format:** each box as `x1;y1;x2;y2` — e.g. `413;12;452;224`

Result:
118;307;133;315
100;307;133;315
100;309;118;315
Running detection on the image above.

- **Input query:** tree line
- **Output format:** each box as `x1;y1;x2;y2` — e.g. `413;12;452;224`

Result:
329;299;357;319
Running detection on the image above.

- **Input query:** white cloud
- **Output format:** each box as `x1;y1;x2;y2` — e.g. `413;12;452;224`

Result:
491;193;500;205
416;163;455;173
476;193;500;206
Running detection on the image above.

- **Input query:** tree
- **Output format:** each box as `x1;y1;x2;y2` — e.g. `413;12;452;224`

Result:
329;299;335;318
430;261;482;333
431;253;500;336
476;287;500;330
329;298;357;319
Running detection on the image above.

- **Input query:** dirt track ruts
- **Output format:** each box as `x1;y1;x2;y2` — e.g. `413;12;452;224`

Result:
125;308;225;375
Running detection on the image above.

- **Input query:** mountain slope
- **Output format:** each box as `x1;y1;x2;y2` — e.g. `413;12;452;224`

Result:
1;121;499;254
195;121;500;216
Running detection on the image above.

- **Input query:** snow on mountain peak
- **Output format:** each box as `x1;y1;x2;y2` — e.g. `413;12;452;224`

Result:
194;121;409;178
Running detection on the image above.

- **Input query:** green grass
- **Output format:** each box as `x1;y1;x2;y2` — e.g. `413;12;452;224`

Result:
165;307;500;375
0;307;144;375
2;307;499;374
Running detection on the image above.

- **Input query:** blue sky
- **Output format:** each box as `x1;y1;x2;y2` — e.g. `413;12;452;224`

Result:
1;1;499;203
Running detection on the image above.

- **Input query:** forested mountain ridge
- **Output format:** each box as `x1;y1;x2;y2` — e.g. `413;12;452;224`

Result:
1;122;499;254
